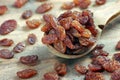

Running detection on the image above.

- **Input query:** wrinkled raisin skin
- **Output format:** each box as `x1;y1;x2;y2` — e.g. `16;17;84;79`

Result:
113;53;120;62
0;20;17;35
0;49;14;59
20;55;38;66
13;42;25;53
75;64;88;74
22;10;32;19
17;69;37;79
44;72;59;80
0;5;8;15
27;34;37;45
0;38;14;46
61;2;75;10
14;0;28;8
111;69;120;80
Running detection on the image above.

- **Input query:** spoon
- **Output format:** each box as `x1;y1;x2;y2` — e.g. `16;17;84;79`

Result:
46;4;120;59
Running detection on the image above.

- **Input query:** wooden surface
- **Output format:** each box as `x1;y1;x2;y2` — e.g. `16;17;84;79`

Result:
0;0;120;80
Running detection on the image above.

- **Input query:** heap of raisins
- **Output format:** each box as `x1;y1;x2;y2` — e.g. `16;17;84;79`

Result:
41;10;98;55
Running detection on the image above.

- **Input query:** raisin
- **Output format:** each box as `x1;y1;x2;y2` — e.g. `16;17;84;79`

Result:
79;37;90;46
22;10;32;19
0;5;8;15
63;36;75;49
17;69;37;79
0;38;14;46
73;0;91;9
13;42;26;53
14;0;28;8
96;0;106;5
74;64;88;74
0;20;17;35
69;28;81;38
41;23;52;32
111;69;120;80
54;63;67;76
85;71;105;80
36;0;47;2
59;17;72;30
61;2;75;10
86;26;98;37
26;19;41;29
0;49;14;59
94;44;105;50
27;33;37;45
116;40;120;50
36;3;53;14
42;34;58;44
49;29;56;35
44;72;59;80
54;41;66;53
88;64;104;72
20;55;38;66
113;53;120;62
81;29;91;38
103;60;120;72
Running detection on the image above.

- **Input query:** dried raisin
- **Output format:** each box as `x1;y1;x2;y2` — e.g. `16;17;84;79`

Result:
96;0;106;5
44;72;59;80
111;69;120;80
0;38;14;46
27;33;37;45
61;2;75;10
14;0;28;8
75;64;88;74
13;42;25;53
0;5;8;15
22;10;32;19
116;40;120;50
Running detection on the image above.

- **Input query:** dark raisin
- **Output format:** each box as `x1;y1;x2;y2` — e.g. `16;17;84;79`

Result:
0;49;14;59
111;69;120;80
27;33;37;45
17;69;37;79
22;10;32;19
0;38;14;46
88;64;104;72
0;19;17;35
113;53;120;62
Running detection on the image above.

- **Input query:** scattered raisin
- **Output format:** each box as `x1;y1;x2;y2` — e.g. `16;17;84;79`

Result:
61;2;75;10
113;53;120;62
20;55;38;66
88;64;104;72
0;19;17;35
0;5;8;15
13;42;25;53
17;69;37;79
26;19;41;29
111;69;120;80
36;3;53;14
44;72;60;80
96;0;106;5
14;0;28;8
0;38;14;46
0;49;14;59
22;10;32;19
27;33;37;45
85;71;104;80
74;64;88;74
116;40;120;50
54;63;67;76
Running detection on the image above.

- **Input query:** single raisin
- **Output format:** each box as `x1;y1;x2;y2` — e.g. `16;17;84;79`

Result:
61;2;75;10
85;71;105;80
81;29;91;38
111;69;120;80
113;53;120;62
17;69;37;79
88;64;104;72
54;63;67;76
0;19;17;35
69;28;81;38
0;49;14;59
36;3;53;14
0;38;14;46
96;0;106;5
116;40;120;50
42;34;58;44
94;44;105;50
27;33;37;45
13;42;26;53
22;10;32;19
44;72;59;80
41;23;52;32
26;19;41;29
74;64;88;74
14;0;28;8
20;55;38;66
0;5;8;15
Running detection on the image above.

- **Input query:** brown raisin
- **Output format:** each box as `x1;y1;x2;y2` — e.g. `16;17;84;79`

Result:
17;69;37;79
22;10;32;19
0;5;8;15
74;64;88;74
54;41;66;53
26;19;41;29
42;34;58;44
96;0;106;5
116;40;120;50
13;42;26;53
14;0;28;8
20;55;38;66
86;26;98;37
41;23;52;32
0;38;14;46
36;3;53;14
94;44;105;50
0;19;17;35
0;49;14;59
88;64;104;72
81;29;91;38
113;53;120;62
61;2;75;10
54;63;67;76
44;72;59;80
36;0;47;2
69;28;81;38
111;69;120;80
27;33;37;45
85;71;104;80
